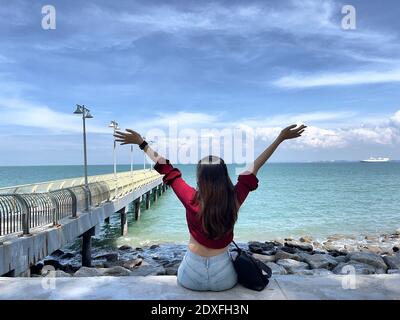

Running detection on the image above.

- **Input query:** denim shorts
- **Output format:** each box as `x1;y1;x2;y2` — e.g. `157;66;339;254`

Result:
177;249;238;291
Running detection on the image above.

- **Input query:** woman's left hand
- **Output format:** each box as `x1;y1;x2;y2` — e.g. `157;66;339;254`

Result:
278;124;307;142
114;129;144;145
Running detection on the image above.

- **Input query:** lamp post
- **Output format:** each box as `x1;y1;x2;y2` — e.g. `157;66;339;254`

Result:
108;121;120;181
73;104;93;211
130;145;134;177
142;137;154;170
109;120;120;198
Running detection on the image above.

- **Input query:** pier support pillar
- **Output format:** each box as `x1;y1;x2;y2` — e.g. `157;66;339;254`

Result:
118;207;128;236
134;197;141;220
145;192;151;210
153;187;158;202
82;226;95;267
104;217;110;224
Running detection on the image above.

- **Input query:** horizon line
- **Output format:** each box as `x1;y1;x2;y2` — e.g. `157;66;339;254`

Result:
0;160;399;167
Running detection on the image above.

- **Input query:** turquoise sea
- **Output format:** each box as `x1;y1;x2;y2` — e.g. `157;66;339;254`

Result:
1;163;400;247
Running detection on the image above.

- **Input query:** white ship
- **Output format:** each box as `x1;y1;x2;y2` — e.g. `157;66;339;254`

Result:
361;157;390;163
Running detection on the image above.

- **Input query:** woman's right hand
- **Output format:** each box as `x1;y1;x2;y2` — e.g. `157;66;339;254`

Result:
114;129;144;145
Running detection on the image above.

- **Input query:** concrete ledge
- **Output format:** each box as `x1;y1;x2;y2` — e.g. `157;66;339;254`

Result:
0;275;399;300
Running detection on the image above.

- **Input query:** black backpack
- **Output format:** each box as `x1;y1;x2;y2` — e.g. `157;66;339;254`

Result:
230;241;272;291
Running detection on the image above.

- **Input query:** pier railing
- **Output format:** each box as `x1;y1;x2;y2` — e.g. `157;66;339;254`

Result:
0;170;162;237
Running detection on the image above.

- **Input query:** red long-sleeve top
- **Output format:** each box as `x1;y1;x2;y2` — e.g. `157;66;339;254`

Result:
154;160;259;249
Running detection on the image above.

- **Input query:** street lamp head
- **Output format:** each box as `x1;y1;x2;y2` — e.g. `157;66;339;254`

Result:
109;120;119;129
85;111;94;119
73;105;83;114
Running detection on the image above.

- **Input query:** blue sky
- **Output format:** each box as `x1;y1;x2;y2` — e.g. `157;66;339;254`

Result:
1;0;400;165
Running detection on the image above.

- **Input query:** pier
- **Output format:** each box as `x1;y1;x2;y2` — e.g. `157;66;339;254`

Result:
0;169;167;276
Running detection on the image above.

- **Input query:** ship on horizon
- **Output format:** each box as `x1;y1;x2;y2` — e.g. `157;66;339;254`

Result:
361;157;390;163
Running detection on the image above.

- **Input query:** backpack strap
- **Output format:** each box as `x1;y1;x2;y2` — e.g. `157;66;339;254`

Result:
255;260;272;278
231;240;242;252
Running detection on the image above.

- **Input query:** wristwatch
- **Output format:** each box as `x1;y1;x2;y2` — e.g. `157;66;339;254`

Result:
139;140;148;150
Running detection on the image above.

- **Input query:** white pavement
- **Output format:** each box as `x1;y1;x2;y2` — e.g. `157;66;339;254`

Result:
0;275;399;300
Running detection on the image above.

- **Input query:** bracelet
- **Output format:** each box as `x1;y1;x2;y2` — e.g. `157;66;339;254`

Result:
139;140;148;150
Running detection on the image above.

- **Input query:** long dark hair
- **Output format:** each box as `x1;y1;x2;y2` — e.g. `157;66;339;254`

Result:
194;155;239;239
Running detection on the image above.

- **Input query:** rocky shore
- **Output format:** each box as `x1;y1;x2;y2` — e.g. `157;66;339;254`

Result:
31;229;400;278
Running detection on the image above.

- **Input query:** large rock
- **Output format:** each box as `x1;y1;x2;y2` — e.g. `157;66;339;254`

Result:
165;262;181;276
74;267;103;277
333;261;376;275
383;254;400;269
334;255;348;264
101;266;132;276
312;241;325;251
43;270;72;277
267;241;282;247
93;252;119;262
299;236;313;243
359;244;393;255
358;245;381;255
296;269;333;276
30;262;44;275
50;249;65;257
129;261;166;276
276;259;309;274
388;269;400;274
279;246;298;254
59;252;75;259
309;269;333;276
323;243;347;257
252;253;276;263
105;258;144;269
118;245;133;251
302;253;338;270
275;250;301;261
43;258;63;270
347;252;387;271
265;262;287;275
378;244;395;255
285;240;313;252
296;251;311;261
248;241;275;254
121;258;143;269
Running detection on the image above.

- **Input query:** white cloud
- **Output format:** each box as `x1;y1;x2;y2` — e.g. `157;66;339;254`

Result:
296;126;347;148
254;110;400;148
1;94;399;152
235;111;355;128
115;0;393;44
143;109;400;149
273;69;400;88
391;110;400;125
344;127;395;145
27;0;396;59
0;98;109;134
